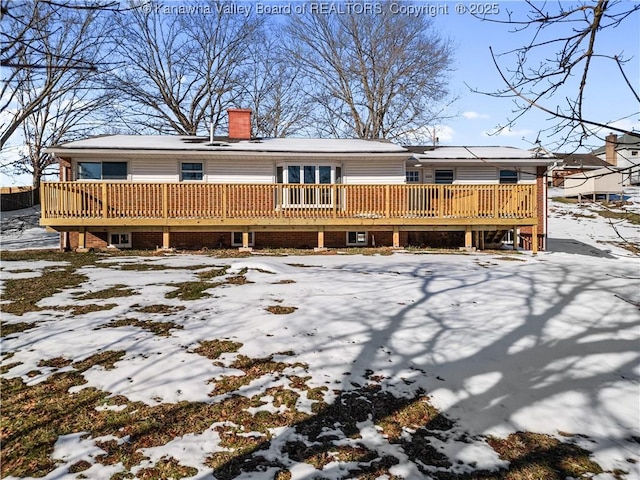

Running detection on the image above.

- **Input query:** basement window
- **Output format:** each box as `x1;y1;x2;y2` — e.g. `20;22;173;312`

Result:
346;231;367;246
231;232;254;247
108;232;131;248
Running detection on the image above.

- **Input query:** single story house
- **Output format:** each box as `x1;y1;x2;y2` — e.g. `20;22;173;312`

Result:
41;110;552;252
593;133;640;185
563;167;625;200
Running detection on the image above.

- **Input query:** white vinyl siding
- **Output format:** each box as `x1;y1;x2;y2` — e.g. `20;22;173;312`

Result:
519;166;537;183
455;167;497;184
207;159;273;183
129;158;179;182
343;159;405;184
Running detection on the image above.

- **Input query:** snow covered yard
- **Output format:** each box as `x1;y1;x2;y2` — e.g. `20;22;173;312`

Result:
1;191;639;480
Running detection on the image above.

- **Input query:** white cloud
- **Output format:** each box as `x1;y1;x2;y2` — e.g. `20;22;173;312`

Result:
462;111;490;120
434;125;455;143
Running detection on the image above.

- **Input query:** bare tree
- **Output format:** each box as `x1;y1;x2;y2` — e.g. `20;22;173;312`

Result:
1;0;115;185
239;35;312;138
477;0;640;149
285;1;454;141
107;1;263;136
0;0;114;150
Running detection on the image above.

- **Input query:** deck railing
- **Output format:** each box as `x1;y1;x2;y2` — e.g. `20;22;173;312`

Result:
40;182;536;222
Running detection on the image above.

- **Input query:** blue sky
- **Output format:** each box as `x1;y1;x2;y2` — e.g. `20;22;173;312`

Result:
2;1;638;186
430;1;640;151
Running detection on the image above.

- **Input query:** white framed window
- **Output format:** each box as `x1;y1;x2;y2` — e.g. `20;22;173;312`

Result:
276;163;341;207
499;169;519;184
78;161;127;180
108;232;131;248
346;231;367;246
231;232;254;247
180;162;204;181
434;169;454;184
406;170;421;183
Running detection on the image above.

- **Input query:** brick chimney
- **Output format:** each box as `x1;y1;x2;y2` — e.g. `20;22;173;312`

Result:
605;133;617;166
228;108;252;140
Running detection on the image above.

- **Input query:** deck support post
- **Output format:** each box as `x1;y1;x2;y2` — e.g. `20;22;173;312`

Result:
239;228;252;252
76;228;88;252
531;225;538;254
463;226;473;251
512;226;519;251
162;227;170;250
314;227;327;252
479;230;485;250
392;227;400;248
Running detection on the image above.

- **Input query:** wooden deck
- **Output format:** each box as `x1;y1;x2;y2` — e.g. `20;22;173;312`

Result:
40;182;539;251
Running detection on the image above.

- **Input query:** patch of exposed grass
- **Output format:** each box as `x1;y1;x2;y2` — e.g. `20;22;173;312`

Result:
193;339;242;360
64;303;118;316
165;266;254;300
0;362;22;375
38;357;73;368
595;208;640;225
1;321;36;337
265;305;298;315
0;339;606;480
272;279;296;284
1;351;126;477
134;456;198;479
198;266;229;279
68;459;91;473
551;196;578;204
118;263;172;271
75;285;136;300
101;318;183;337
132;304;186;315
252;268;276;274
482;432;604;480
378;395;450;442
164;266;228;300
492;255;527;262
1;252;99;316
212;354;304;396
165;281;215;300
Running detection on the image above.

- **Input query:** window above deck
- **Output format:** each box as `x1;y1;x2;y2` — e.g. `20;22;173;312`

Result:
78;162;127;180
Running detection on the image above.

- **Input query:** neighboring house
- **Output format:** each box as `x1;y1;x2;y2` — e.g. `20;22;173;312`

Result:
593;133;640;185
41;109;552;252
563;167;625;200
548;153;613;187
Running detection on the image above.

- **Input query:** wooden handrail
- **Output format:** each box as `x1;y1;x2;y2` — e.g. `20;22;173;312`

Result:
40;182;537;221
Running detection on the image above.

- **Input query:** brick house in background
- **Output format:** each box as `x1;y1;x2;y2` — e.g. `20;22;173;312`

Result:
41;109;551;252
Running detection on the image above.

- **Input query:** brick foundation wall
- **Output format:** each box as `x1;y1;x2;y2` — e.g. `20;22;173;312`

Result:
69;231;108;249
67;229;414;250
407;231;465;248
66;227;541;251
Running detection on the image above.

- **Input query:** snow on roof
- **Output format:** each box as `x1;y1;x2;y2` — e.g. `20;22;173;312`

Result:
414;146;554;160
50;135;408;154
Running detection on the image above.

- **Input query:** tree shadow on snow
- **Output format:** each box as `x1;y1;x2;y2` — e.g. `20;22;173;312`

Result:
209;256;639;479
